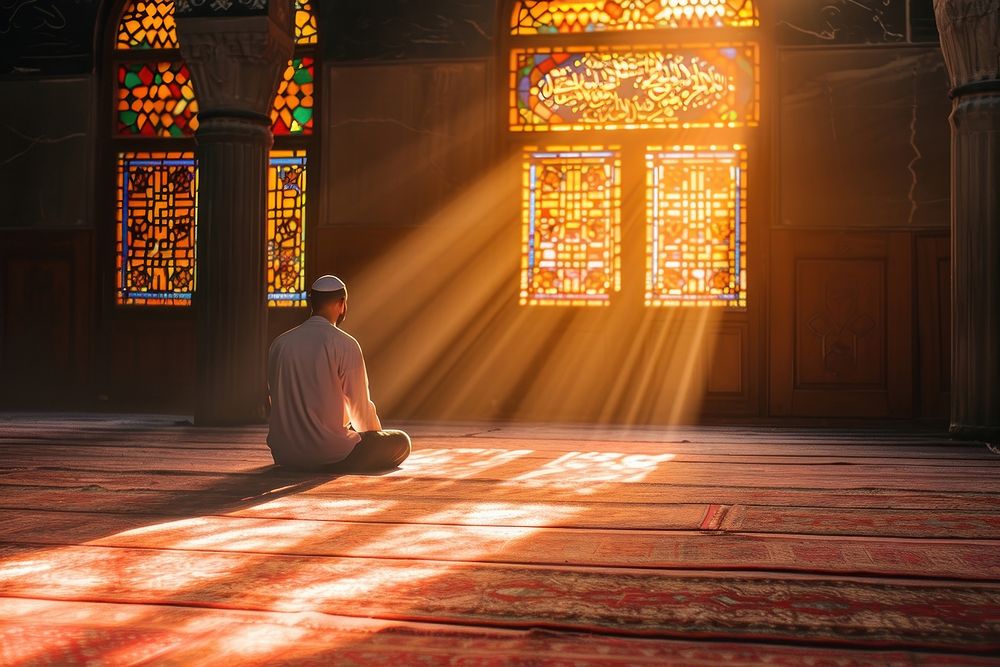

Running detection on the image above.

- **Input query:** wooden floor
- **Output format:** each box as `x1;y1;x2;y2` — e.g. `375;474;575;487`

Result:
1;414;999;665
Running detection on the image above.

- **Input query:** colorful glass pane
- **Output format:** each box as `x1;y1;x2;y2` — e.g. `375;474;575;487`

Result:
117;0;318;49
116;152;308;306
117;0;178;49
117;62;198;137
511;45;757;131
268;151;308;307
295;0;319;45
511;0;757;34
645;146;747;307
272;58;315;135
521;148;621;306
117;153;198;305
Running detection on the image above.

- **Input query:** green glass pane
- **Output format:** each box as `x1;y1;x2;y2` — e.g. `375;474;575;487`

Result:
120;110;139;127
123;71;143;89
292;107;312;126
292;65;312;85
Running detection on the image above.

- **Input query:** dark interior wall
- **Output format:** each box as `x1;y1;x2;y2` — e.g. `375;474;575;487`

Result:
0;75;97;406
0;0;953;419
767;0;951;420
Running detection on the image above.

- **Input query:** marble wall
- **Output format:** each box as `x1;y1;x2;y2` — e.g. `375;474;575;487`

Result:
323;0;496;62
0;77;95;229
0;0;98;74
778;47;951;229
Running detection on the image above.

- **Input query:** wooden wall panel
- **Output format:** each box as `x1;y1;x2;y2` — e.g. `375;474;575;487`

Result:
708;326;745;395
702;321;756;416
778;48;950;231
0;78;94;229
322;61;493;230
108;318;195;410
770;231;913;417
0;230;93;407
794;259;886;389
916;234;950;419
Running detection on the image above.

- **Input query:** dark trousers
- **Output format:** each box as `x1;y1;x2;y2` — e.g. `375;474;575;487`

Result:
325;429;411;472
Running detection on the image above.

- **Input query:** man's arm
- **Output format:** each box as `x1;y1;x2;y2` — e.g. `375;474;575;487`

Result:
342;341;382;433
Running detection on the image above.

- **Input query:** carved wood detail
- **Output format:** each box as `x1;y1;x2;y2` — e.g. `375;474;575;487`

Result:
770;231;912;418
935;0;1000;87
796;260;884;388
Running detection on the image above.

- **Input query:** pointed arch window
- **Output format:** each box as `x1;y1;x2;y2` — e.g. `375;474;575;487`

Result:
112;0;318;306
512;0;757;33
510;0;758;308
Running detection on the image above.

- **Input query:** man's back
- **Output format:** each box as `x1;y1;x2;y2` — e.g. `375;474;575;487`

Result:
267;316;381;468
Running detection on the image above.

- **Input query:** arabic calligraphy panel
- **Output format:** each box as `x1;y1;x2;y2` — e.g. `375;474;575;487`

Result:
511;45;758;131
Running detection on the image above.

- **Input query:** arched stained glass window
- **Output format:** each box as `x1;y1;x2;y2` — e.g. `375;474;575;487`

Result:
511;0;756;308
112;0;318;306
116;0;318;49
511;0;757;34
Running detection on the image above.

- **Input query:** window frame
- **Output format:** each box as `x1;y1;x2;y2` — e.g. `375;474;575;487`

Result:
502;0;762;311
106;0;320;310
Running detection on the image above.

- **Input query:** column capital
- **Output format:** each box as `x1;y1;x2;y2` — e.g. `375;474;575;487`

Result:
935;0;1000;93
175;1;294;121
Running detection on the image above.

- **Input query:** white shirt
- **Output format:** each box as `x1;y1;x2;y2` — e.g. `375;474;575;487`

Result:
267;316;382;467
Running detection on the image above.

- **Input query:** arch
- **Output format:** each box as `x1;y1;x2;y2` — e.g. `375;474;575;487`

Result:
507;0;757;308
115;0;317;50
510;0;758;34
110;0;318;306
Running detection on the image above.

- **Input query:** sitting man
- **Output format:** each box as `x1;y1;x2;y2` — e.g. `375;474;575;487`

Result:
266;275;411;471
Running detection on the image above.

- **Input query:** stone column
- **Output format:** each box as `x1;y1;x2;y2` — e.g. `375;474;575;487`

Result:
935;0;1000;444
176;1;293;425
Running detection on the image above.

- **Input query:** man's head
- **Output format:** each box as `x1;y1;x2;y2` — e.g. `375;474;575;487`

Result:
309;275;348;325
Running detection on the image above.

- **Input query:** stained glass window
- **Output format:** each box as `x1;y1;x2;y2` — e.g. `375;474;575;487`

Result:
512;0;758;34
267;151;308;306
645;146;746;307
113;0;317;308
272;58;315;135
117;153;198;305
117;152;309;306
521;148;622;306
116;0;318;50
115;59;313;138
117;62;199;137
511;45;758;132
117;0;177;49
295;0;319;45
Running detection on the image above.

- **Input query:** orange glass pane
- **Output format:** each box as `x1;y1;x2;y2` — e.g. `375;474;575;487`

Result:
521;147;622;306
271;58;315;135
511;0;758;34
117;62;199;137
645;146;747;307
117;0;178;49
116;152;197;306
267;151;308;307
118;0;317;49
295;0;319;45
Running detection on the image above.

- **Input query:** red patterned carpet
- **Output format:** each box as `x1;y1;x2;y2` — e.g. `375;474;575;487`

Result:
1;416;999;665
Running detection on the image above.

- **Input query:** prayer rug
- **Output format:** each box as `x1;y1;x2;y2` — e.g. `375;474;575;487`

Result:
0;545;998;652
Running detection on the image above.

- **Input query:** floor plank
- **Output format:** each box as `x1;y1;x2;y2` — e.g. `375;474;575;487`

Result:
2;414;999;663
2;598;992;667
0;509;998;580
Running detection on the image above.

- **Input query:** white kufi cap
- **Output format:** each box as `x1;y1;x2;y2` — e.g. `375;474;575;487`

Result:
311;275;347;295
